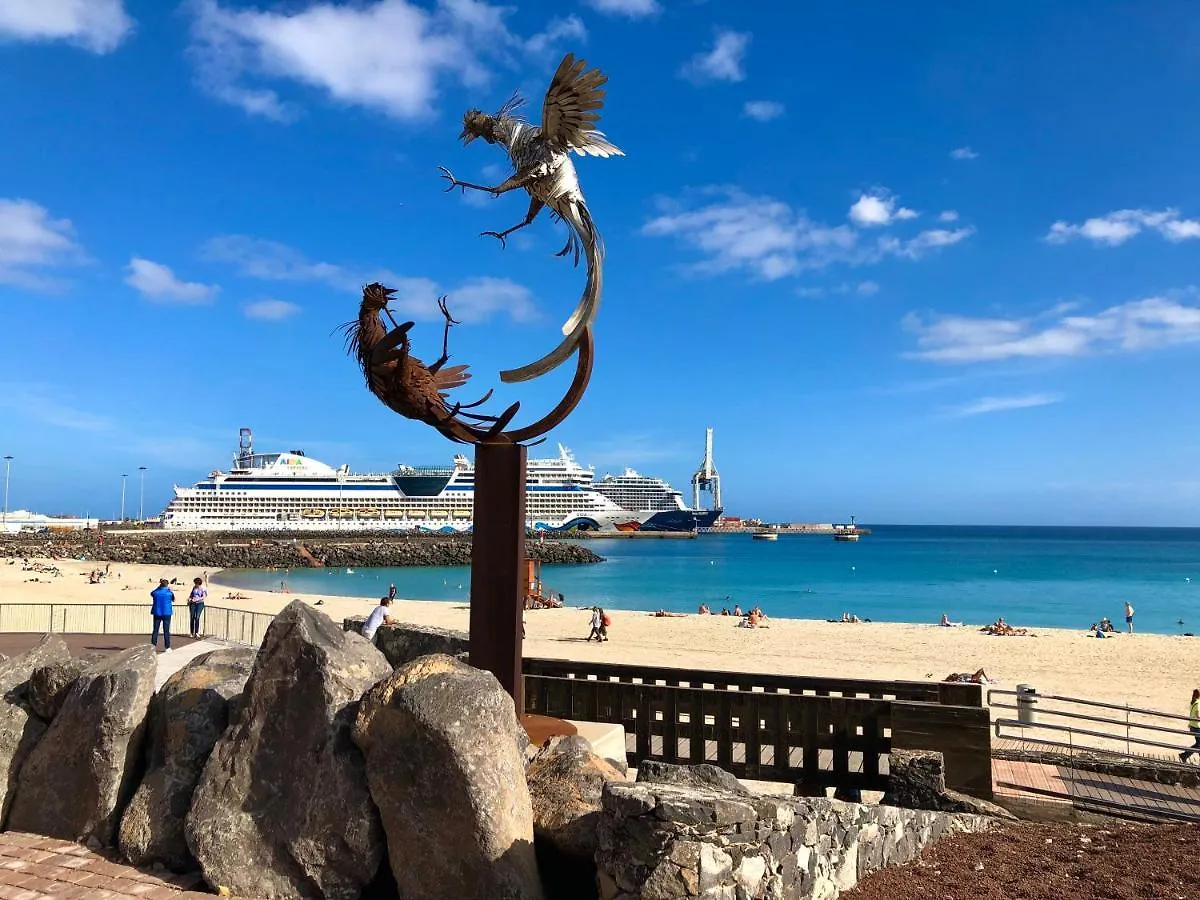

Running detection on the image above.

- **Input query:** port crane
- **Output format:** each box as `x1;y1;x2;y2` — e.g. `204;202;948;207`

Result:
690;428;722;511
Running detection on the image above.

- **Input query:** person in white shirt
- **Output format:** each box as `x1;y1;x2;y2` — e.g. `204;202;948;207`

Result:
363;598;396;643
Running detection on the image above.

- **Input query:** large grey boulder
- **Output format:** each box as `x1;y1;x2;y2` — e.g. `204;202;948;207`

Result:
343;616;469;667
186;600;390;900
0;635;70;824
883;749;1016;820
27;656;96;721
119;647;256;871
353;654;544;900
6;644;156;845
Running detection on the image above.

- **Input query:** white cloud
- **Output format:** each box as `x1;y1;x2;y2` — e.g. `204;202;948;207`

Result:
0;198;85;289
742;100;783;122
879;227;975;260
642;188;970;280
188;0;584;121
903;290;1200;363
0;0;133;54
856;281;880;296
950;146;978;160
948;394;1063;417
0;382;113;432
204;234;536;323
583;0;659;18
125;257;219;304
680;29;750;83
1044;208;1200;247
938;210;959;223
244;298;300;320
848;191;918;227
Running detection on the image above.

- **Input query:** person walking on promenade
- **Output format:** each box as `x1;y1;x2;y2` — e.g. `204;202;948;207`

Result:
1124;601;1135;633
586;606;603;642
150;578;174;653
187;576;207;638
1180;688;1200;763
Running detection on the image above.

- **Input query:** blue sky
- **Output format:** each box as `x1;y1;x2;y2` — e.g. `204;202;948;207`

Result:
2;0;1200;526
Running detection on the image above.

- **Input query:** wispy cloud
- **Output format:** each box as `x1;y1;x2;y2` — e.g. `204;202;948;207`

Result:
583;0;659;18
742;100;783;122
187;0;585;121
243;298;300;320
938;210;959;223
856;280;880;296
0;0;134;54
950;146;979;160
204;234;536;323
125;257;219;303
947;393;1063;417
0;382;114;432
903;290;1200;363
848;190;918;227
583;433;690;468
680;29;750;83
1044;208;1200;247
642;188;972;280
0;198;87;290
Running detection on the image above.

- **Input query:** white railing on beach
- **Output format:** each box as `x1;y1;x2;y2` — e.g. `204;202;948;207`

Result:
0;603;275;649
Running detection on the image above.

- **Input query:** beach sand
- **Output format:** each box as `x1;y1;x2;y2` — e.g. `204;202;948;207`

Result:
3;558;1196;742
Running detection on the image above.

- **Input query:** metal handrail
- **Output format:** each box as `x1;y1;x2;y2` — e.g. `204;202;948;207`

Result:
988;687;1193;726
0;601;276;648
994;717;1196;757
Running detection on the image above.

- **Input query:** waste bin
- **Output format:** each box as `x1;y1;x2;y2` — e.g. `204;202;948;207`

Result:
1016;683;1038;726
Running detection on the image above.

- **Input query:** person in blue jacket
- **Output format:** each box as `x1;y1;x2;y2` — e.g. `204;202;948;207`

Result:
150;578;174;652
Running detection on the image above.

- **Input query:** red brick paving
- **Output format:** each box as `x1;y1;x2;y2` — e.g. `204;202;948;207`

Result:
0;832;218;898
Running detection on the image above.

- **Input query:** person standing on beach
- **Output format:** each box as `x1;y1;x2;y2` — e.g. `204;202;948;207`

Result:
388;583;397;600
150;578;174;653
1124;601;1135;633
587;607;602;642
187;576;207;638
1179;689;1200;763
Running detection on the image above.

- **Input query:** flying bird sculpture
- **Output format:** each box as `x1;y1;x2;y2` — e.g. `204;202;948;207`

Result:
440;52;623;384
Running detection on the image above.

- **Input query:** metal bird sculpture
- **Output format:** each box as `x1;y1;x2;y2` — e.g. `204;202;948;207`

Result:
440;52;623;384
341;283;519;443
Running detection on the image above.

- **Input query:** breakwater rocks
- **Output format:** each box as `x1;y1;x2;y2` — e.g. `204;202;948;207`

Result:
0;530;604;569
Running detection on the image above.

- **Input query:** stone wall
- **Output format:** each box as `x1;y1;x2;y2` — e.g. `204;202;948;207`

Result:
595;781;995;900
342;617;470;668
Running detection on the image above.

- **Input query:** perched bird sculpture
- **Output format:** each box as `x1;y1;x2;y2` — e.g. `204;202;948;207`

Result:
440;52;623;384
341;283;519;443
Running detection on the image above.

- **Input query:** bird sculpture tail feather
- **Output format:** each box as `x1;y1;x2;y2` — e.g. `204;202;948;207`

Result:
499;200;603;384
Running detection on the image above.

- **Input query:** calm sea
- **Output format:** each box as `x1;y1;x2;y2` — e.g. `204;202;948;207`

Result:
213;526;1200;635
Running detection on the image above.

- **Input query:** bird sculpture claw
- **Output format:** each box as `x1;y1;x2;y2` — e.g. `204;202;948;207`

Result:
438;166;465;193
481;230;508;249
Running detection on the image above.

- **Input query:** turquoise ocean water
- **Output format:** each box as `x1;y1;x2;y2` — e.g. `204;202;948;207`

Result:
213;526;1200;636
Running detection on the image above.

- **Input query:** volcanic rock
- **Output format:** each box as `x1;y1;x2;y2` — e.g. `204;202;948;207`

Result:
0;635;70;824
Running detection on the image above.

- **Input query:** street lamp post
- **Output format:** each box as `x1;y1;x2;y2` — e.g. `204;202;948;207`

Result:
120;474;128;521
2;456;12;528
138;466;147;521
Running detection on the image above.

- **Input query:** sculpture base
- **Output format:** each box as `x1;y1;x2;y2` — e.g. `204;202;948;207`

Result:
521;713;578;747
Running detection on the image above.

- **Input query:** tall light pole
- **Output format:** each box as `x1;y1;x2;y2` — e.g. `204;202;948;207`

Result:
120;474;128;521
138;466;147;521
2;456;12;528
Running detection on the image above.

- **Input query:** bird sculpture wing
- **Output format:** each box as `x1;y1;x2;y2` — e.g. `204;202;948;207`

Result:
435;364;471;395
540;53;625;159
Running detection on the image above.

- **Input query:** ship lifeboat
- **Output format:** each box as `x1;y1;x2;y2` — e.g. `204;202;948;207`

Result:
357;507;380;519
301;508;326;519
383;509;406;519
328;508;355;519
453;508;471;518
428;510;448;519
408;510;426;519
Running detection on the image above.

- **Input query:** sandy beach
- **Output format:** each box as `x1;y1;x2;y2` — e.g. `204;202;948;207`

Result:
2;558;1196;737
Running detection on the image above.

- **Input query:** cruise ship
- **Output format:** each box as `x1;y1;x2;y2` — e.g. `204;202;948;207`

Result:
593;469;722;532
158;429;711;533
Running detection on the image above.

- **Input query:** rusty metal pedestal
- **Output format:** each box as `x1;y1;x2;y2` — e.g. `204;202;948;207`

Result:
468;441;528;713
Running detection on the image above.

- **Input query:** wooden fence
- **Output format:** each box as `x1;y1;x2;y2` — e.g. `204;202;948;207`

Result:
523;664;992;798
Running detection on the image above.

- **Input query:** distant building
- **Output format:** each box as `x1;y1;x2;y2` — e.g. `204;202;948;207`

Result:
1;510;99;534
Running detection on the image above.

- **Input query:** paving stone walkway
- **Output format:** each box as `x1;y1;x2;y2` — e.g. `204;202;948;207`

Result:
0;832;218;898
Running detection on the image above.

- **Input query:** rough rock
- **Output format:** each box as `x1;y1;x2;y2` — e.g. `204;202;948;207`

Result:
882;749;1016;820
186;600;390;900
353;654;544;900
27;655;99;721
6;645;157;845
526;735;625;899
636;760;751;795
119;647;256;871
343;617;469;667
0;635;70;824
